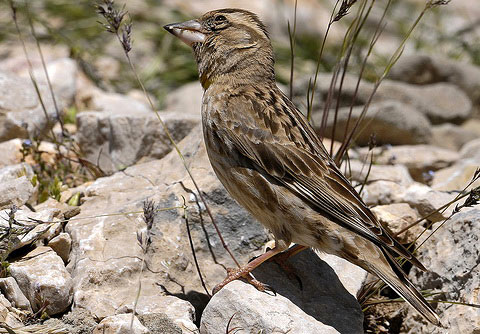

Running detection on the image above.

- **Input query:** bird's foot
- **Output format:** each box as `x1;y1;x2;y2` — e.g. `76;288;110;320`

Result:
269;244;308;289
212;268;275;295
212;246;284;295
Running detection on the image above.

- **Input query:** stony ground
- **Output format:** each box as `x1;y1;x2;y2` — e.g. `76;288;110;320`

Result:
0;1;480;334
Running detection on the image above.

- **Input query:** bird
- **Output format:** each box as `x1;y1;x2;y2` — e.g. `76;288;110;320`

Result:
164;8;441;326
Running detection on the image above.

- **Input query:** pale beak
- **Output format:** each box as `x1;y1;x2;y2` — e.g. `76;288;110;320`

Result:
163;20;206;46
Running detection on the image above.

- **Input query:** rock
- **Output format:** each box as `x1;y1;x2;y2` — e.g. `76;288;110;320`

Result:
0;176;35;210
389;54;480;109
348;159;414;187
93;314;150;334
361;180;408;206
0;68;74;141
29;58;78;108
0;139;23;168
66;125;268;320
371;203;421;244
48;232;72;263
200;249;364;334
460;138;480;160
431;159;480;192
78;89;151;114
0;207;62;258
9;246;73;316
165;82;203;115
374;82;473;125
0;277;31;311
76;109;200;173
430;123;478;151
319;101;432;145
360;145;460;182
461;119;480;137
394;183;457;223
138;313;183;334
404;209;480;333
0;293;23;328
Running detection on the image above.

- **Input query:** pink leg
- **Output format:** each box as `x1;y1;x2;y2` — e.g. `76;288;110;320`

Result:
212;246;285;295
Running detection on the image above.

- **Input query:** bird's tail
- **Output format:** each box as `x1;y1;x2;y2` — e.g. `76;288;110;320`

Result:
367;249;442;327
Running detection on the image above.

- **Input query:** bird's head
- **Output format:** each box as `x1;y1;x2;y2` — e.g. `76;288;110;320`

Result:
164;9;275;89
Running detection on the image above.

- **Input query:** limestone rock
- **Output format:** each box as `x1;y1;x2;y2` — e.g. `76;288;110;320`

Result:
348;159;414;186
389;54;480;108
460;138;480;160
404;209;480;333
0;207;62;258
0;293;23;328
48;232;72;263
374;81;472;125
371;203;421;244
76;108;199;173
0;277;31;311
9;246;73;316
430;123;478;151
0;163;36;210
0;66;75;141
138;313;183;334
0;139;23;168
431;159;480;192
394;183;457;223
66;125;267;320
200;249;364;334
165;81;203;115
361;145;460;182
319;101;432;145
93;314;150;334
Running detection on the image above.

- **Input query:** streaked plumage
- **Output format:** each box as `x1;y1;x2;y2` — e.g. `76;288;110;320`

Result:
164;8;441;326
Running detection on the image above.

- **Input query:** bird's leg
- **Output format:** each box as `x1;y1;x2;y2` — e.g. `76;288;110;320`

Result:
212;246;284;295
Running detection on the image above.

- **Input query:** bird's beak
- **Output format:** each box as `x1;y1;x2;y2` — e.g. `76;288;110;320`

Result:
163;20;206;46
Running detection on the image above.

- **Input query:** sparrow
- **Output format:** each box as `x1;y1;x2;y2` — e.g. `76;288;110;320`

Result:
164;8;441;326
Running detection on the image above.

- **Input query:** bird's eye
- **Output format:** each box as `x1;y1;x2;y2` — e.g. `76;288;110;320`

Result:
215;15;227;22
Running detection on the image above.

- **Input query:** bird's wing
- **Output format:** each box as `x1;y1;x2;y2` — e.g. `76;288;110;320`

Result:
218;87;424;269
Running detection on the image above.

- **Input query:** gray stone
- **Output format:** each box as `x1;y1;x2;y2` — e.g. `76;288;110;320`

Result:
0;277;31;311
0;207;62;258
0;293;23;328
394;183;457;223
66;125;267;320
48;232;72;263
76;109;199;173
361;180;408;206
374;81;473;125
404;209;480;333
460;138;480;160
389;54;480;109
93;314;150;334
0;176;35;210
165;81;203;116
319;101;432;145
371;203;421;244
348;159;414;187
0;139;23;168
0;67;74;141
360;145;460;182
200;249;364;334
431;159;480;192
0;163;36;210
430;123;478;151
9;246;73;316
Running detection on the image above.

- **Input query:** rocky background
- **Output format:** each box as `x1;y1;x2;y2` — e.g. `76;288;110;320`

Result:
0;0;479;333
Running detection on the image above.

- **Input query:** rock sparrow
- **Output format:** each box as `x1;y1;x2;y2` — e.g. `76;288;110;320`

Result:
164;8;441;326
